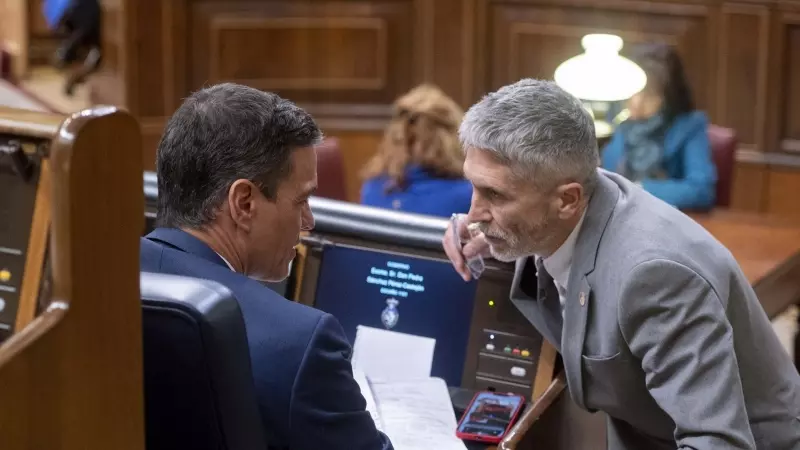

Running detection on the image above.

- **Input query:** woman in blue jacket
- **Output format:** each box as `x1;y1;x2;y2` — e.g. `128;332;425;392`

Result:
602;43;717;210
361;84;472;218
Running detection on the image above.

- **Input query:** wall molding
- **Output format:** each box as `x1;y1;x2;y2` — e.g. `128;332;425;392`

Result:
736;148;800;168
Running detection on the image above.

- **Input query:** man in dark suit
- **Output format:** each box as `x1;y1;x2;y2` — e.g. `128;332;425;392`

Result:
141;83;393;450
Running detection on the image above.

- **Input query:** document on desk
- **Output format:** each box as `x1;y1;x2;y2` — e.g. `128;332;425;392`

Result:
371;378;467;450
351;326;466;450
351;325;435;382
353;367;384;432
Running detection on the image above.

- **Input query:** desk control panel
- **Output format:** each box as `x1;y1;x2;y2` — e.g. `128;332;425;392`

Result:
298;233;547;401
463;268;544;399
0;136;48;342
475;330;540;395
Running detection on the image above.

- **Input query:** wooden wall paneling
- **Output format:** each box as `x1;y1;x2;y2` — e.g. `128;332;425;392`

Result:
776;12;800;155
0;0;29;80
426;0;476;107
27;0;60;66
730;161;768;212
90;0;134;116
132;0;441;171
190;0;417;105
91;0;800;217
414;0;435;85
125;0;172;170
732;150;800;217
140;117;166;170
134;0;186;170
99;0;121;72
717;3;770;152
766;166;800;218
484;1;713;111
90;0;126;106
135;0;166;119
472;0;490;104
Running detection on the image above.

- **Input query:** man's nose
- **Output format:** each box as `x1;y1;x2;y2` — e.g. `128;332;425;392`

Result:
467;193;491;225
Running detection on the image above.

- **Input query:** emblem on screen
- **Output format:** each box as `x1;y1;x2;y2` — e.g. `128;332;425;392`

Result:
381;298;400;329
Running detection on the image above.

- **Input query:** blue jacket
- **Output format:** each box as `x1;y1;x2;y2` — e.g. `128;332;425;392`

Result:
361;166;472;218
141;228;393;450
601;111;717;210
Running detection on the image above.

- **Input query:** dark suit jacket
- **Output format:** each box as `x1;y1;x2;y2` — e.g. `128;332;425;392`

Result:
141;228;393;450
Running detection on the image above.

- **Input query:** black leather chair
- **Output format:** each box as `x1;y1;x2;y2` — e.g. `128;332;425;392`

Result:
140;272;266;450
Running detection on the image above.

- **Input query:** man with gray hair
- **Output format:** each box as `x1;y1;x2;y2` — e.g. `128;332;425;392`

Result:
443;79;800;449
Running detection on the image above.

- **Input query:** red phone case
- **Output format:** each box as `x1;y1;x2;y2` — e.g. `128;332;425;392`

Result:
455;391;525;444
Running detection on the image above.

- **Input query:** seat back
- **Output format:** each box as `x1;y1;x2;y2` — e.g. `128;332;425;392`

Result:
0;106;146;450
707;125;737;207
140;272;266;450
315;138;348;201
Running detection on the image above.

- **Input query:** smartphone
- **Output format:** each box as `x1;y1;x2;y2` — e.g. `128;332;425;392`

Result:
455;391;525;444
449;214;485;279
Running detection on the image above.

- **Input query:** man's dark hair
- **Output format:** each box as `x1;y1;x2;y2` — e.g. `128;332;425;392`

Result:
156;83;322;228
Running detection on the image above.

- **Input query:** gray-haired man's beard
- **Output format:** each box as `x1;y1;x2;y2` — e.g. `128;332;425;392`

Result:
490;246;520;263
483;229;522;262
477;216;552;261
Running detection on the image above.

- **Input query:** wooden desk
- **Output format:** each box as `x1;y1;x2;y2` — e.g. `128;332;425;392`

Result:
691;210;800;319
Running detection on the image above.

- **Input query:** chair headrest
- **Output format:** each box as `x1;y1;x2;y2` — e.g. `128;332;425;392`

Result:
139;272;267;450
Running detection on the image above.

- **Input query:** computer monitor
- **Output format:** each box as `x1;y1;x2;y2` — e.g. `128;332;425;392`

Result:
314;244;478;386
0;136;50;342
298;198;545;396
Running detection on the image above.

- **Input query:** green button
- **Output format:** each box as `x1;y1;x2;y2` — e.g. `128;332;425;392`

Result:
503;346;512;353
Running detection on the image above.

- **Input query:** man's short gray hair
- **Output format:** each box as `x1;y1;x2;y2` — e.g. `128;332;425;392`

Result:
459;79;598;195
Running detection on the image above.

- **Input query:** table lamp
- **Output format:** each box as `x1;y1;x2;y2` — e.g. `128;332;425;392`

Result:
554;34;646;138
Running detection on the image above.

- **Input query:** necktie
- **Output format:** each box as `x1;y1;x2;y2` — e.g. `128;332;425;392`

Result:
534;257;564;344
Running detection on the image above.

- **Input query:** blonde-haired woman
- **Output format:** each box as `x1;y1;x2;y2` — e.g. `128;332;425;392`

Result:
360;84;471;217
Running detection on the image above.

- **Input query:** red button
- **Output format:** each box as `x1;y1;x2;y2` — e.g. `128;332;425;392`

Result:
512;348;521;355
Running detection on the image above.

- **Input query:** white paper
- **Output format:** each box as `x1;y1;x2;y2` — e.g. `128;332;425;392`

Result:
371;377;467;450
353;368;384;432
352;326;435;382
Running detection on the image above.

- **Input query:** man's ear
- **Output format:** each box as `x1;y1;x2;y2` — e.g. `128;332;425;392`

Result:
554;182;584;219
228;179;258;232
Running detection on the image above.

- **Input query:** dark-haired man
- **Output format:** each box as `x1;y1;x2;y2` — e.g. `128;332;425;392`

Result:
141;83;392;450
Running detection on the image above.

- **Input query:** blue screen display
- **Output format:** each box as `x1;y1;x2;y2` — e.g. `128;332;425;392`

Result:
457;392;523;438
313;245;477;387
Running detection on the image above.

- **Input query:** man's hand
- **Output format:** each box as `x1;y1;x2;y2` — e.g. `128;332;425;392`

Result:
443;214;490;282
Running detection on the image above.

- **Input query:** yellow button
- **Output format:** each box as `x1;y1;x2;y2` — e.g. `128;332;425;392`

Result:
0;269;10;283
521;349;530;357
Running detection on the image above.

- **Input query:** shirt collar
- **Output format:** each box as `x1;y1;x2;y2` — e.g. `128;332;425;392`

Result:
146;228;229;270
215;252;236;272
214;252;294;275
541;210;587;288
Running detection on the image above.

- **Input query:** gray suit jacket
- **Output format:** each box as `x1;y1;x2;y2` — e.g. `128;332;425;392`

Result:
511;170;800;449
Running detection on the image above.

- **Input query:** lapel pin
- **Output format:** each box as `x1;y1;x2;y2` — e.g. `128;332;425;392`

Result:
579;292;586;306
